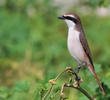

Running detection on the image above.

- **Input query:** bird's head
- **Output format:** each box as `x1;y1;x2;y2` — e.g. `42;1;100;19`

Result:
58;13;81;28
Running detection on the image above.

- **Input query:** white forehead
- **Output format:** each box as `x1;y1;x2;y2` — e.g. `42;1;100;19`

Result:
64;14;75;18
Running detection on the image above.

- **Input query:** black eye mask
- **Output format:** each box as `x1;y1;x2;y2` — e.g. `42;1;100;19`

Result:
64;16;77;24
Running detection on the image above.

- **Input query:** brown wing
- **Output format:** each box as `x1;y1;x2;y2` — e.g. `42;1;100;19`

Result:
79;30;94;66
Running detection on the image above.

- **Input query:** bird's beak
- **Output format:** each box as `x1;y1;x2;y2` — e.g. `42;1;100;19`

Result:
58;16;65;20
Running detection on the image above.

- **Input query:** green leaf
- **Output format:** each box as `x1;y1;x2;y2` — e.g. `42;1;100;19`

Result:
12;81;30;92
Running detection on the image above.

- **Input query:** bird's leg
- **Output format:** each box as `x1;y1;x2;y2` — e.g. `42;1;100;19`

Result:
65;63;85;82
74;62;86;73
65;62;85;83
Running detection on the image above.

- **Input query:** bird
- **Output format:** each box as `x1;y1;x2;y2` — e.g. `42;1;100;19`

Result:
58;13;105;94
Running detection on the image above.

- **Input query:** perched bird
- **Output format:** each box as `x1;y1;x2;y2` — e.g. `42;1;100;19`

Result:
58;13;105;94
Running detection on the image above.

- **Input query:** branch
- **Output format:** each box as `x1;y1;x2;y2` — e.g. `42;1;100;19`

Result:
42;85;54;100
60;67;95;100
42;69;66;100
61;83;94;100
42;66;95;100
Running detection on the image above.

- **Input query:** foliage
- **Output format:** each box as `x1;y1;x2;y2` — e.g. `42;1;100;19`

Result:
88;0;109;7
0;0;110;100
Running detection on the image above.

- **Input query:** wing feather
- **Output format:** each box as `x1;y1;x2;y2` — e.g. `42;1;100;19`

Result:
79;29;94;66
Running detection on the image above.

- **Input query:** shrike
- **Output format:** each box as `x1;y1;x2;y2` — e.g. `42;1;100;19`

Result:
58;13;105;94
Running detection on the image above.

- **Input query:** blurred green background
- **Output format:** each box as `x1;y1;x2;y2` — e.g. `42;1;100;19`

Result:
0;0;110;100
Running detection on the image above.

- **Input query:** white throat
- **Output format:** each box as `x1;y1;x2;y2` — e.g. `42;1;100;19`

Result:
65;20;75;29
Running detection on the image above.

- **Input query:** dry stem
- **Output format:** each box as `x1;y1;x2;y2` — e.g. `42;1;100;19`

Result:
42;66;94;100
42;69;66;100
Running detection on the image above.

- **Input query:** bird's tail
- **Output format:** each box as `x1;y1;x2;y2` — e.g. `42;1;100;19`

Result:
88;63;105;95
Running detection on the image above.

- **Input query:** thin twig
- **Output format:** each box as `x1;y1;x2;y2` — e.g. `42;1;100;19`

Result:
55;70;66;81
64;83;94;100
42;85;54;100
60;83;66;100
77;86;94;100
42;69;66;100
